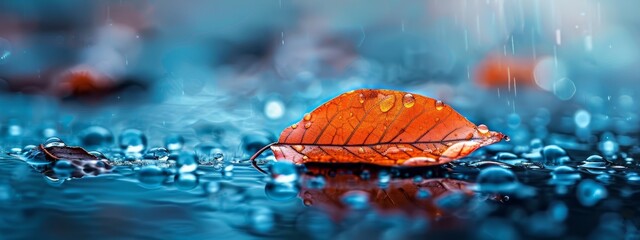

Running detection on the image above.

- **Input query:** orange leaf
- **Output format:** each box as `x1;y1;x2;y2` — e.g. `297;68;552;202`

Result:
253;89;506;170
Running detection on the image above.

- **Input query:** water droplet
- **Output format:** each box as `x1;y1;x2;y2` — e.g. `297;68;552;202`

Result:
378;171;391;186
291;124;298;129
303;113;311;121
304;122;312;129
164;134;184;151
175;173;199;190
78;126;113;150
302;155;309;160
53;160;77;179
305;175;326;189
578;155;608;170
476;167;519;193
358;93;365;103
265;182;299;201
625;173;640;184
222;164;234;178
177;151;198;173
358;147;365;154
137;166;166;189
269;162;298;183
598;139;619;156
478;124;489;134
435;100;444;110
264;98;286;119
379;95;396;113
541;145;570;166
195;142;224;166
118;129;147;153
553;78;576;100
144;147;170;161
248;208;275;234
576;179;607;207
293;145;304;152
44;137;66;148
507;113;521;128
550;166;581;185
416;188;432;199
341;191;370;210
574;110;591;128
496;152;518;161
402;93;415;108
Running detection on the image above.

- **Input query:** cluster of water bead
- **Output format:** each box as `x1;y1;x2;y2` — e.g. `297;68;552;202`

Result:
78;126;113;150
119;129;147;154
194;142;224;167
143;147;170;161
576;179;608;207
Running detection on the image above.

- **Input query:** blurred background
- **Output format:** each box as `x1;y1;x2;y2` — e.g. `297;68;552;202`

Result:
1;0;638;152
1;1;640;239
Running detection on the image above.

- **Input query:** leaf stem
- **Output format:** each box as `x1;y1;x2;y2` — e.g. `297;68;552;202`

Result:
250;142;276;175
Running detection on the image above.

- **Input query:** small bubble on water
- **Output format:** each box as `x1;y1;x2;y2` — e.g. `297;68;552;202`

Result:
145;147;170;161
496;152;518;161
164;134;185;151
550;166;581;185
576;179;607;207
118;129;147;153
44;137;66;148
476;167;519;193
341;191;370;210
541;145;570;166
269;162;298;183
578;155;608;170
78;126;113;150
553;78;576;100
